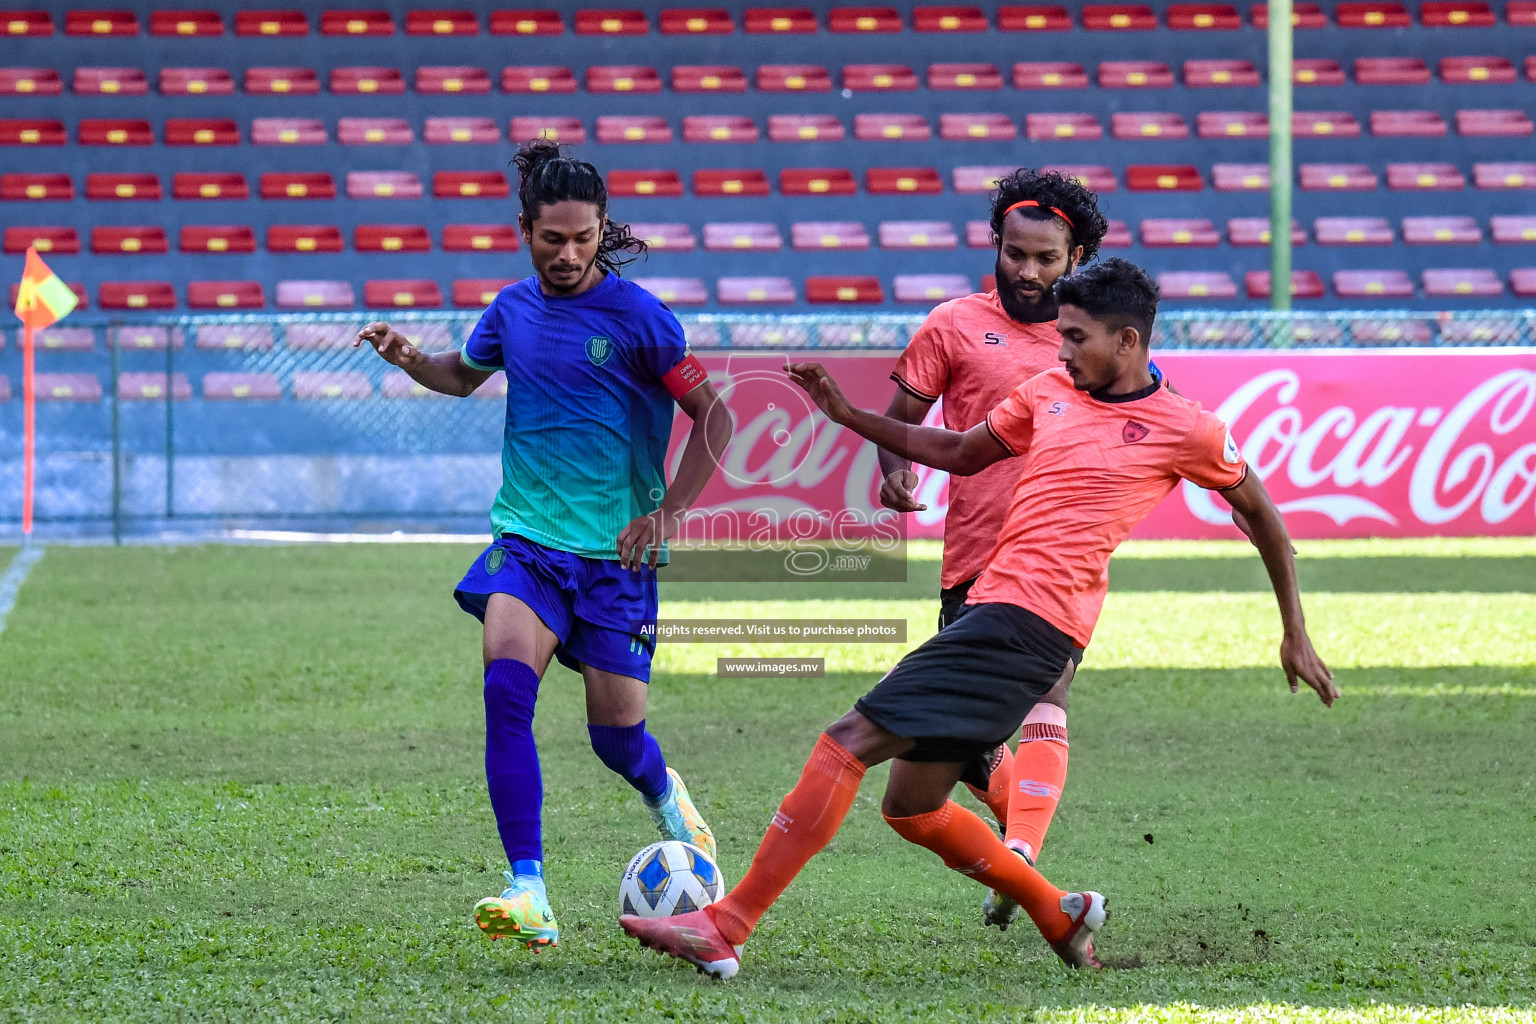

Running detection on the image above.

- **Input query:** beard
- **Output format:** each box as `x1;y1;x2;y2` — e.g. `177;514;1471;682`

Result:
994;258;1059;324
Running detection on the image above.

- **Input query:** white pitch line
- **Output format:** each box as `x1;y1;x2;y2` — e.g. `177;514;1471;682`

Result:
224;529;488;544
0;544;45;639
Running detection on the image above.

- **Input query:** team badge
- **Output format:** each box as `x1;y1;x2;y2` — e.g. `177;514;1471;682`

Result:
1122;420;1150;443
485;547;506;574
586;335;612;366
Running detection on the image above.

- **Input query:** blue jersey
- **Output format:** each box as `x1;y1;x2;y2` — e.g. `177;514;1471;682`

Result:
461;273;692;560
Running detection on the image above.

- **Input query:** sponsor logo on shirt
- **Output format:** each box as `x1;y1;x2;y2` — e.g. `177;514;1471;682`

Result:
1222;429;1241;464
586;335;612;366
1122;420;1151;443
984;332;1007;346
1048;401;1068;415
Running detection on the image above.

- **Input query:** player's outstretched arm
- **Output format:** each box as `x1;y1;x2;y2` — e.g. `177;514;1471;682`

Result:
876;388;934;513
786;362;1009;476
1221;471;1339;707
354;321;494;398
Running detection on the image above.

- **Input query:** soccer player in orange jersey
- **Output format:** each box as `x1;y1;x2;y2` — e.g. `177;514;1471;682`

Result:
621;259;1336;977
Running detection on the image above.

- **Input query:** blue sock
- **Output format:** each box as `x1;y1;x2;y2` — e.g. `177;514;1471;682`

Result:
484;659;543;866
587;721;670;803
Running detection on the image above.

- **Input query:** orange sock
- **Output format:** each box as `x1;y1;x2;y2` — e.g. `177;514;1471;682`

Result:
885;800;1072;943
1006;710;1069;861
708;733;866;946
963;742;1014;826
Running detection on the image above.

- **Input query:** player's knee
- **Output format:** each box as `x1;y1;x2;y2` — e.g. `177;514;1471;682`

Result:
880;785;946;819
824;712;897;767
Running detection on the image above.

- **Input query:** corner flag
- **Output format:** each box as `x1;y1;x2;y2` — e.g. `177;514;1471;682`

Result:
13;246;77;329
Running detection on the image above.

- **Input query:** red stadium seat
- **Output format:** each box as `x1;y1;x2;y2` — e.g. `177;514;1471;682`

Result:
245;67;319;95
179;225;256;253
1082;4;1158;28
79;119;152;145
914;5;987;29
941;114;1016;140
1371;110;1447;136
781;168;858;194
683;116;759;142
1511;268;1536;296
510;116;584;144
608;170;684;197
928;63;1003;89
1126;164;1203;191
1251;1;1329;25
628;223;696;251
503;66;577;93
1509;0;1536;23
1199;112;1268;138
867;167;942;194
879;220;958;249
743;8;818;32
1440;56;1517;83
406;9;478;34
267;225;345;253
1099;61;1174;88
72;67;147;95
331;66;405;94
418;66;491;94
3;226;79;254
252;118;327;145
793;222;871;250
1245;270;1327;299
1185;60;1260;86
433;172;509;198
1355;57;1429;84
704;222;783;251
1420;0;1494;24
807;276;884;303
165;118;239;146
1014;62;1088;88
587;66;660;93
453;279;516;308
997;5;1073;29
829;6;902;31
442;224;520;251
425;117;500;144
187;281;262;310
356;225;430;253
694;169;771;196
719;276;796;304
1457;109;1533;136
1158;272;1236;299
1213;163;1270;190
275;280;354;309
1403;216;1482;244
758;65;833;92
965;220;993;248
1491;216;1536;243
150;10;222;36
576;9;648;34
100;281;176;310
338;118;413;145
1437;316;1524;344
32;374;102;402
1316;217;1395;245
86;173;160;200
3;174;73;201
598;116;672;144
894;275;972;304
259;172;336;199
4;12;54;36
1026;113;1102;140
672;66;746;92
1293;111;1361;137
346;171;423;199
1292;59;1345;85
1168;3;1241;26
1299;163;1378;190
843;64;918;90
293;372;373;399
1473;162;1536;189
320;10;394;35
0;68;61;95
1113;112;1189;139
634;278;709;304
1387;163;1465;190
1334;270;1414;297
855;114;930;140
365;279;442;308
67;10;139;35
236;11;307;36
1423;268;1502;296
1046;165;1118;191
1141;219;1220;246
490;10;563;34
1228;218;1305;246
660;8;734;33
160;67;233;95
769;115;844;140
1335;1;1411;25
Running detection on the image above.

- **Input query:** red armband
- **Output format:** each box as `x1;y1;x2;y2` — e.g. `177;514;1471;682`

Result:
661;353;708;399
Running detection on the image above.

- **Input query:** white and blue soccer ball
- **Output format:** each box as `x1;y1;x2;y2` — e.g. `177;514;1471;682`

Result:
619;840;724;919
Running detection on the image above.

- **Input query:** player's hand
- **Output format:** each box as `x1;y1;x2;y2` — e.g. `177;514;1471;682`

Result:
355;321;422;368
1280;630;1338;707
879;469;927;512
785;362;855;425
616;508;680;571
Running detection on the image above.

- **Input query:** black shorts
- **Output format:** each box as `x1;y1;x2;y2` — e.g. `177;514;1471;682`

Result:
939;580;1084;667
855;602;1076;789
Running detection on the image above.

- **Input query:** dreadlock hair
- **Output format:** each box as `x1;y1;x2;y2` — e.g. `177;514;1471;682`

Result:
1053;258;1160;346
988;168;1109;264
512;138;647;274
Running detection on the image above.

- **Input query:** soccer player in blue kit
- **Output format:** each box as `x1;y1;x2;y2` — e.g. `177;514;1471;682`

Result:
356;140;733;950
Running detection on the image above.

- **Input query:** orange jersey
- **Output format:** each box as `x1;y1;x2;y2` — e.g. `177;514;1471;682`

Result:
969;368;1248;647
890;291;1064;589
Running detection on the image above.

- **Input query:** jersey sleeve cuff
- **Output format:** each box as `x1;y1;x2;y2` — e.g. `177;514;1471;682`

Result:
460;347;502;372
985;414;1021;456
1216;464;1250;492
890;372;940;402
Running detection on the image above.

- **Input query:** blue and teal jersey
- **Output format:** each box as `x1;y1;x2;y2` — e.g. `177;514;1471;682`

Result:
461;273;693;561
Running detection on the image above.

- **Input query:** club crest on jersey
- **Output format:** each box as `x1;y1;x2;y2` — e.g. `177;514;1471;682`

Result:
485;547;506;574
586;335;612;366
1122;420;1151;443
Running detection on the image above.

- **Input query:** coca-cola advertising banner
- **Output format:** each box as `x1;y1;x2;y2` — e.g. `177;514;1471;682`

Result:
670;350;1536;541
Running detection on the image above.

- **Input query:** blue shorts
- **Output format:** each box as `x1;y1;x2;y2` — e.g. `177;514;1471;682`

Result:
454;534;658;682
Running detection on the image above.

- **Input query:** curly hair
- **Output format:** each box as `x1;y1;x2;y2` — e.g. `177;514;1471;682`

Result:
512;138;647;274
988;168;1109;264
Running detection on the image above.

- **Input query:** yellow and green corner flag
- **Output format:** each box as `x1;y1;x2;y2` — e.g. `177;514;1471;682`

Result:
13;246;77;329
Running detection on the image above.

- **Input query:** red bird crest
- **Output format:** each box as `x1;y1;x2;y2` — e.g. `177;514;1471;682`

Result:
1122;420;1150;443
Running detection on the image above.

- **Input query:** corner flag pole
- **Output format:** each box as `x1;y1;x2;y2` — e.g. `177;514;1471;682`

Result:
1268;0;1295;321
13;247;79;541
22;319;35;539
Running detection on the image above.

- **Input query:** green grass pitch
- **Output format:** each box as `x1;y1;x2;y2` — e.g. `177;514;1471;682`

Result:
1;538;1533;1023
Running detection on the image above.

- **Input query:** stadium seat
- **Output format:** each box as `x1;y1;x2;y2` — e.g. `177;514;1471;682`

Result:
704;222;783;251
503;66;577;93
92;226;168;254
1046;165;1118;191
1473;162;1536;188
1355;57;1430;84
1292;59;1345;85
1293;111;1361;137
587;66;661;93
793;221;871;249
1372;110;1447;136
383;372;451;399
894;274;972;303
86;173;160;200
286;322;364;350
1244;270;1327;299
1158;272;1237;299
275;280;354;309
28;326;93;352
99;281;176;310
683;116;759;142
1212;163;1270;190
1511;268;1536;296
829;6;903;31
453;279;516;308
319;10;394;35
338;118;413;145
109;325;180;351
1334;269;1414;297
490;10;564;34
149;9;221;36
1184;320;1255;346
33;374;102;403
1439;56;1516;83
1099;61;1174;88
965;220;994;248
418;66;491;94
1403;216;1482;244
1387;163;1465;190
768;115;844;141
3;12;54;36
3;173;73;201
3;226;79;254
843;64;918;90
598;116;672;144
259;172;335;199
1228;218;1306;245
1198;112;1268;138
1423;268;1502;296
997;5;1074;29
79;119;154;145
1253;3;1330;28
929;63;1003;89
0;68;62;95
781;167;858;194
252;118;327;145
425;117;500;144
195;326;274;352
245;67;320;94
235;10;307;35
442;224;520;251
1316;217;1395;245
159;67;234;95
187;282;263;310
406;9;478;34
1510;0;1536;23
1082;4;1158;29
1141;219;1220;246
1491;216;1536;243
1113;112;1189;139
1126;165;1203;191
1185;60;1260;86
758;65;833;91
940;114;1015;141
346;171;423;199
576;9;648;34
660;8;734;33
608;170;684;197
1168;3;1242;27
293;372;373;400
1457;109;1533;136
356;225;431;252
1102;220;1134;247
879;220;958;249
673;65;747;92
511;116;584;144
807;275;885;303
0;118;66;146
179;225;257;253
855;114;931;140
914;5;989;30
868;167;942;193
1299;163;1378;190
695;169;771;196
364;279;442;308
1438;316;1524;343
165;118;239;146
331;66;405;94
744;7;818;32
1335;1;1411;26
633;277;709;304
1014;62;1088;88
67;10;138;35
1026;113;1103;140
1421;0;1495;24
628;223;696;251
433;172;509;199
268;225;345;253
718;276;796;304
